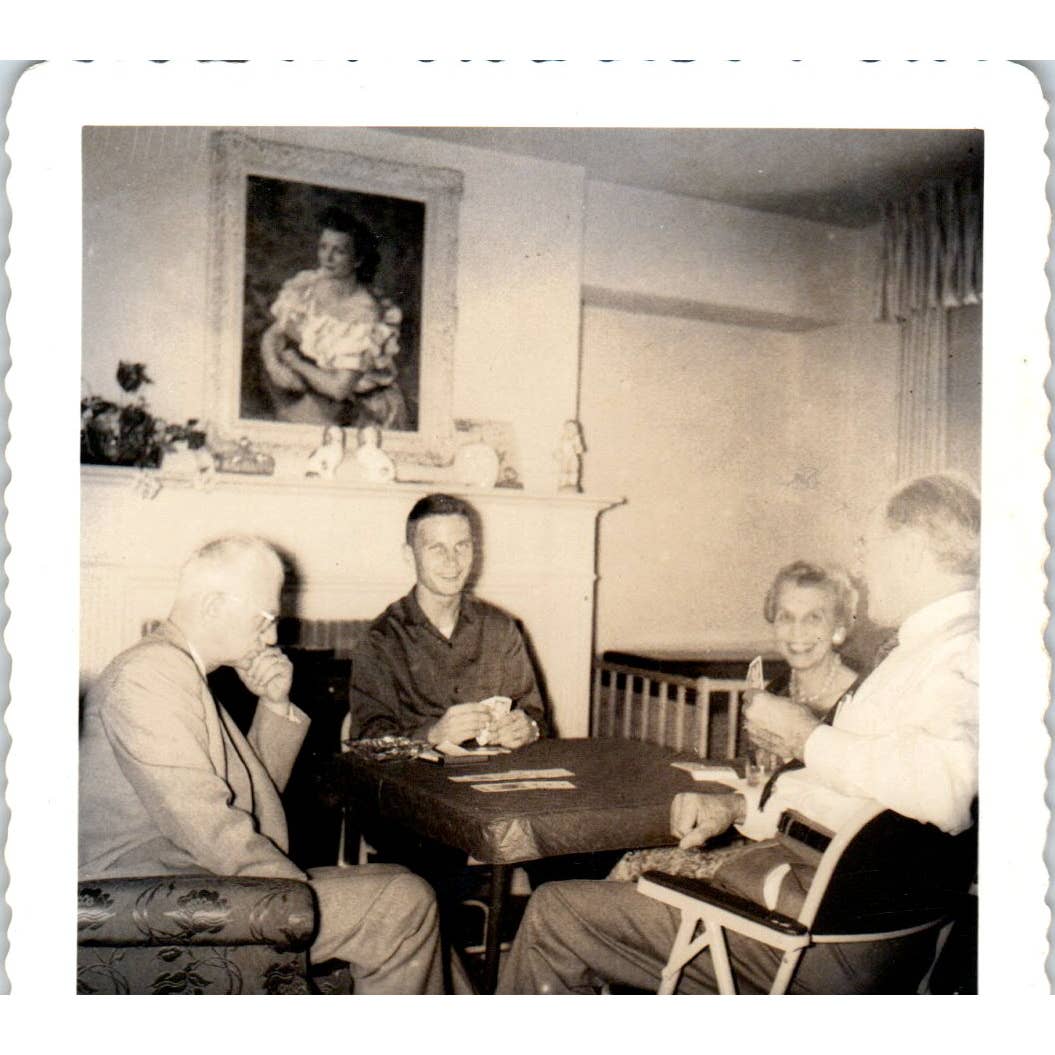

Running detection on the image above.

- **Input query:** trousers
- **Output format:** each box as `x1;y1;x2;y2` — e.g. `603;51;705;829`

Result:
308;864;443;994
496;879;938;995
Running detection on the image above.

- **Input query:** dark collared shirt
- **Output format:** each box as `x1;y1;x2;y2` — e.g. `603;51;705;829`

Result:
349;590;548;740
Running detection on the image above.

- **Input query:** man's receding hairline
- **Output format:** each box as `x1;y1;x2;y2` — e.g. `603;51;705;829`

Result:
178;536;282;595
874;474;980;577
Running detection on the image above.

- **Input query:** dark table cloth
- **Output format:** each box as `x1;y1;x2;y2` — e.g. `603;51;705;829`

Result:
327;738;736;865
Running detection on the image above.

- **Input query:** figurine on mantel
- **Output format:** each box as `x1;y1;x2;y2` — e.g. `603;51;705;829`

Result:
160;420;217;492
192;446;217;492
305;425;347;480
354;424;396;483
214;436;275;476
133;469;163;501
557;419;585;493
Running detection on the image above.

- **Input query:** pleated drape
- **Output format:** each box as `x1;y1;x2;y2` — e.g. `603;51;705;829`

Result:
874;177;982;324
875;177;982;477
896;307;949;478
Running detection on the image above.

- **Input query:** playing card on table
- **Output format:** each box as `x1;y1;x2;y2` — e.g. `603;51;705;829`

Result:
670;761;743;788
746;655;765;690
471;779;576;792
435;740;508;757
450;768;574;783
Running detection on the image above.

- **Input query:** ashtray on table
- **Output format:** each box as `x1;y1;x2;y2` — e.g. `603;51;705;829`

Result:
344;735;431;762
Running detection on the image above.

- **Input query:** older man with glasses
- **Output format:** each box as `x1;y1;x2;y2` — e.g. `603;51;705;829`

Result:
79;534;443;994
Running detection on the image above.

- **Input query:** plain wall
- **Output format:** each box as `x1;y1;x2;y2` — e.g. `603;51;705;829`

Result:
584;179;870;327
579;306;801;648
580;197;905;654
580;307;901;652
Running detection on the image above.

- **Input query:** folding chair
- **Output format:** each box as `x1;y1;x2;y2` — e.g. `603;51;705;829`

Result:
637;800;976;994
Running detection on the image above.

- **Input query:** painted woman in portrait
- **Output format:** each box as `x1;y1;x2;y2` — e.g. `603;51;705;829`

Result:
259;205;409;430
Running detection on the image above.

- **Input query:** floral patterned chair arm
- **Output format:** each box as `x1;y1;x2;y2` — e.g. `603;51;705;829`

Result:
78;875;317;949
77;876;320;995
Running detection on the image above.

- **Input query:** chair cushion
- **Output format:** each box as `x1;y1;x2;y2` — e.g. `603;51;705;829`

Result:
707;837;820;919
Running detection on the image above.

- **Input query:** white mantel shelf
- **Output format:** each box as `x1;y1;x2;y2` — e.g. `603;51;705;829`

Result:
81;465;624;736
81;464;622;512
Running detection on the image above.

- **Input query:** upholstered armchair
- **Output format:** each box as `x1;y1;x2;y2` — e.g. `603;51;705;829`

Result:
77;618;369;995
77;875;317;995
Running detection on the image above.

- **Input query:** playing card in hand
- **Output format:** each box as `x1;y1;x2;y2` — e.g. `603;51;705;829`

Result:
746;656;765;690
476;696;513;745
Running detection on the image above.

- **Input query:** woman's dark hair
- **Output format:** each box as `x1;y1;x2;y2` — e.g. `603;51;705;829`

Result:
763;560;859;636
318;205;380;284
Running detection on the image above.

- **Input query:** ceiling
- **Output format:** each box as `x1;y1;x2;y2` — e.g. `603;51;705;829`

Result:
388;127;983;228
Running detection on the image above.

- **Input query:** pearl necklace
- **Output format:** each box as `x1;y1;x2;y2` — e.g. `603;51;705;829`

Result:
790;657;839;707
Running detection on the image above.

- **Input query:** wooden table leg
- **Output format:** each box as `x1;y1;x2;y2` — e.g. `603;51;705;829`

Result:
482;863;512;993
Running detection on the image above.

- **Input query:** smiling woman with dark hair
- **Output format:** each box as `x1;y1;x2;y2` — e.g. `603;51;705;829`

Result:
259;207;409;430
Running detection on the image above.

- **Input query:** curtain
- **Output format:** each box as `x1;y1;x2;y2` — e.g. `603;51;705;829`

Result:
896;307;948;478
874;177;982;324
875;177;982;477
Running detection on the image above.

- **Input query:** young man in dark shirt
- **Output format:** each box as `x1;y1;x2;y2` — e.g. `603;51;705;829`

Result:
349;492;546;747
347;495;551;984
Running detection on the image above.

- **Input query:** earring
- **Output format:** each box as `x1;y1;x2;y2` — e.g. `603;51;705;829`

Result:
832;629;845;645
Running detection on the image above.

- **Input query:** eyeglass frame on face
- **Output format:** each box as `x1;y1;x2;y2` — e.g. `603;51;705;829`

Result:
853;533;867;574
225;593;279;636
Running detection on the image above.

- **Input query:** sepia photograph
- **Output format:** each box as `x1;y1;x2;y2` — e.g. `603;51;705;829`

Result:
77;120;985;996
4;61;1051;1023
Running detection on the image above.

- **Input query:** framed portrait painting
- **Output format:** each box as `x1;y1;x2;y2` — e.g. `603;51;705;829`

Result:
207;130;462;464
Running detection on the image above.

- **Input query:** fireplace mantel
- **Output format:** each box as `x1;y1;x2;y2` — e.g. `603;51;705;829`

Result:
81;466;622;735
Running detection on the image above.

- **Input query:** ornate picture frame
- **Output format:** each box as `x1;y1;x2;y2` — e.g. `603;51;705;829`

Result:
207;130;462;466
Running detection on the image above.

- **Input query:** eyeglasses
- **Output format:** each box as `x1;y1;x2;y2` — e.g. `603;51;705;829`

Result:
226;594;278;633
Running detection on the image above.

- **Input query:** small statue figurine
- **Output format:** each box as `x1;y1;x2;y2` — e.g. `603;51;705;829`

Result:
192;446;217;492
133;469;162;501
354;424;396;483
305;425;346;480
557;419;585;493
215;436;275;476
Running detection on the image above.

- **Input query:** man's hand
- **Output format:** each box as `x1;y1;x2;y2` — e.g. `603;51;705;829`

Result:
743;690;823;762
237;648;294;704
426;702;492;746
491;710;539;749
670;793;744;850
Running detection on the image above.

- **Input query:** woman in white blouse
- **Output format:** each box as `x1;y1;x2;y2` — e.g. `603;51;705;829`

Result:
260;206;409;430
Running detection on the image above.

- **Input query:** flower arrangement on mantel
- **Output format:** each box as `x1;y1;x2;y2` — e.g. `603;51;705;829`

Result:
81;362;206;469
